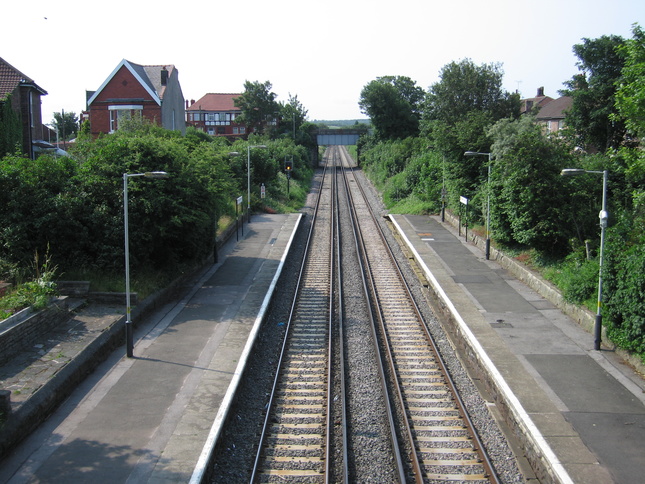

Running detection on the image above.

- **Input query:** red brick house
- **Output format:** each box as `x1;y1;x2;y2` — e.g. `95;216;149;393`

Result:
0;57;48;159
86;59;186;136
185;93;252;138
520;86;572;135
535;95;573;134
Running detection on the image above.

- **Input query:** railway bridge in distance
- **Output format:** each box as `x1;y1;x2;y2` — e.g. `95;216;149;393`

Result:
313;128;369;164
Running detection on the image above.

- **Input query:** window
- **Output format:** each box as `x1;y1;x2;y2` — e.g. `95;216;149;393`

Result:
108;105;143;132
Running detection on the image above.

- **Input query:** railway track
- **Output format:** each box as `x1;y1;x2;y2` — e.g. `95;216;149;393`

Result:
249;146;500;483
250;162;340;482
337;146;498;483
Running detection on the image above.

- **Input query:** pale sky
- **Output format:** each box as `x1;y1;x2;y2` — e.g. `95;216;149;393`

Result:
3;0;644;124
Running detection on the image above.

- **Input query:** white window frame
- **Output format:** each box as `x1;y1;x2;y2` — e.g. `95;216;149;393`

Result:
108;105;143;133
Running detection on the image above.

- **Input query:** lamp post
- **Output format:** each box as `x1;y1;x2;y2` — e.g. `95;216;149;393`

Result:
247;145;267;220
464;151;492;259
561;168;609;351
123;171;169;358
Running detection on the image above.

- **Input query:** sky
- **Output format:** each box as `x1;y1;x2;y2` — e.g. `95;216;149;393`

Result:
3;0;645;124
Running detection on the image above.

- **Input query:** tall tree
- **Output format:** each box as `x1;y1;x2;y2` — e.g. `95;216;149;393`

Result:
234;80;280;135
359;75;425;140
615;24;645;142
279;93;308;140
52;110;79;141
422;59;520;201
487;115;574;254
560;35;627;152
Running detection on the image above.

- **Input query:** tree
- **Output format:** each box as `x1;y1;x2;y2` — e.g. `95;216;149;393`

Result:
359;75;425;140
279;93;308;141
52;110;79;141
560;35;627;152
487;115;574;254
424;59;519;127
234;81;281;135
422;59;520;207
615;24;645;142
0;94;22;156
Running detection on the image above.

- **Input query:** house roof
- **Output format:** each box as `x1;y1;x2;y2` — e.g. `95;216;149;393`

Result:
536;96;573;120
186;93;241;112
0;56;47;99
87;59;176;106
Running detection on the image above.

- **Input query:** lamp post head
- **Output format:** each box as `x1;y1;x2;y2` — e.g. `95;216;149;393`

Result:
144;171;169;179
560;168;586;176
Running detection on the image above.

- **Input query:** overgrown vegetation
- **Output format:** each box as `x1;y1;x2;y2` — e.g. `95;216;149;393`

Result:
357;24;645;360
0;114;316;317
0;247;58;319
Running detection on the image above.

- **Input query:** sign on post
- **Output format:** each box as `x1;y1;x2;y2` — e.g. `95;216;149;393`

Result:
459;196;469;240
236;196;243;239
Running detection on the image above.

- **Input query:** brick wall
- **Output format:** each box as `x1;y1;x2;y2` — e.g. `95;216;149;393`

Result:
0;298;71;366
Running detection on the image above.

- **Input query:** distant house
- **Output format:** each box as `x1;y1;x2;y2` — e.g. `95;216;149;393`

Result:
186;93;251;138
86;59;186;136
0;57;48;159
535;96;572;134
520;86;553;115
520;86;572;135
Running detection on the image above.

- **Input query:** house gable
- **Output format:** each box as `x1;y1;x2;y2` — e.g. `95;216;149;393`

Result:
88;59;185;135
87;59;160;106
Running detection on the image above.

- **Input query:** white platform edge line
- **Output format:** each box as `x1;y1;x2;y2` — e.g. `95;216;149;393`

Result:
190;213;303;484
389;214;574;484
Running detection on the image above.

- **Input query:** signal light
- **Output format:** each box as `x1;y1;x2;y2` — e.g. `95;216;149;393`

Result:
285;160;293;171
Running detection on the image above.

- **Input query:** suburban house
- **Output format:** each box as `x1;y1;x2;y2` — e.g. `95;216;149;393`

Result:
185;93;251;138
520;86;553;115
86;59;186;136
521;86;572;134
0;57;48;159
535;95;573;134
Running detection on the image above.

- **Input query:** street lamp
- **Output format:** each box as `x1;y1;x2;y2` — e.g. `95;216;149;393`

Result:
247;145;267;220
464;151;492;259
561;168;609;351
123;171;169;358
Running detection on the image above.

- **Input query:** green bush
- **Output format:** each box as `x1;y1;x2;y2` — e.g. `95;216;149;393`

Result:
604;224;645;354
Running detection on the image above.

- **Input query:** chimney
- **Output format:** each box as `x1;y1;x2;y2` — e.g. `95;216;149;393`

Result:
161;67;168;86
191;99;195;106
537;86;544;97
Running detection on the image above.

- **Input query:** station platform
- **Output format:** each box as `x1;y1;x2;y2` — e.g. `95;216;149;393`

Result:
390;214;645;484
0;213;302;484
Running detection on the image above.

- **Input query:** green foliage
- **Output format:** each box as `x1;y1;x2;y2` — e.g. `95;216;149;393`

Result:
488;115;575;254
604;215;645;354
0;94;22;157
52;110;79;141
544;253;599;306
234;81;280;136
0;246;58;319
560;34;627;151
615;24;645;141
359;76;424;140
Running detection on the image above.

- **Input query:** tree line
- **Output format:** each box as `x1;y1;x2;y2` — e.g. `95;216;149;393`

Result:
357;24;645;356
0;81;316;290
